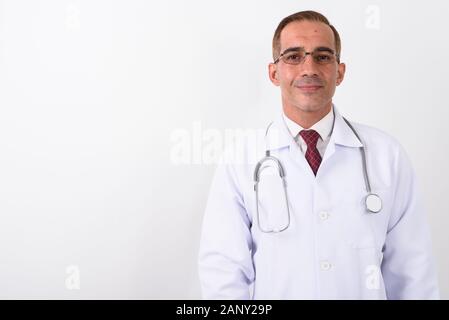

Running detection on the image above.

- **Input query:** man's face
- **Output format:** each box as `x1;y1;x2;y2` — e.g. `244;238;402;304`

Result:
269;20;346;114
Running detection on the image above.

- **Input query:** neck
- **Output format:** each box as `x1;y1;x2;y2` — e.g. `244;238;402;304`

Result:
283;102;332;129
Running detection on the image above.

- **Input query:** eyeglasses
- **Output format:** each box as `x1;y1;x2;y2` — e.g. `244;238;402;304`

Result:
274;47;340;65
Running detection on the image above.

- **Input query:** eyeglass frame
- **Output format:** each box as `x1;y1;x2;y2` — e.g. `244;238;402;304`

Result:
273;46;340;65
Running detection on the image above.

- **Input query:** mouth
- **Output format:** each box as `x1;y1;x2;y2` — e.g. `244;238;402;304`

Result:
296;85;323;93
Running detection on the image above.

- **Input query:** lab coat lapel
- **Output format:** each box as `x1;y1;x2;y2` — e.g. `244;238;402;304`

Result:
266;113;318;179
321;106;363;166
264;113;292;151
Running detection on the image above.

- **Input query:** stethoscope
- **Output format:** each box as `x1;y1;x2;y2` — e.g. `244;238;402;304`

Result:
253;117;382;233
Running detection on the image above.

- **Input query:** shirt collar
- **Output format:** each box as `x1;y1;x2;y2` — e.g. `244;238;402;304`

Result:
282;105;334;141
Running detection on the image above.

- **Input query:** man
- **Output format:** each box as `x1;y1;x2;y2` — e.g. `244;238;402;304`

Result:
198;10;439;299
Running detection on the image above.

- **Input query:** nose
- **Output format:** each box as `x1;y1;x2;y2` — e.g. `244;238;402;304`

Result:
300;54;319;77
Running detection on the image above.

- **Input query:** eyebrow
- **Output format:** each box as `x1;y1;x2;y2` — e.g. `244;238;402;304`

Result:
281;46;335;55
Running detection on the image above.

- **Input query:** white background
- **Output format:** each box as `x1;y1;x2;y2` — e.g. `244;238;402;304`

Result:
0;0;448;299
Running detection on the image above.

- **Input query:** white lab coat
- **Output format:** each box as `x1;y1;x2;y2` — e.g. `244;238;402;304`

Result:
198;106;439;300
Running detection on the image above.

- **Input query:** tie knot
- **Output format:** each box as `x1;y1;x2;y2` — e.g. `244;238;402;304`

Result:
299;129;320;147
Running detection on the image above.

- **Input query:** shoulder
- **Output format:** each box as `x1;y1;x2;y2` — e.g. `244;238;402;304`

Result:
345;120;415;178
346;120;405;155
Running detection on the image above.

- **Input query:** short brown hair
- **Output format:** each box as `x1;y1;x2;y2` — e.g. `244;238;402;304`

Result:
272;10;341;63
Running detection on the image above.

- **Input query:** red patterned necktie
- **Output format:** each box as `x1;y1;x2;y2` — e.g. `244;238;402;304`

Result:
299;129;322;176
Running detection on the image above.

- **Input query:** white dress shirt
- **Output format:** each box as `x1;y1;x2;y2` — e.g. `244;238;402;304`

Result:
282;105;334;157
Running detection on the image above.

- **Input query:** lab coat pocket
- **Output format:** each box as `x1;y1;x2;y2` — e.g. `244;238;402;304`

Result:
345;214;377;250
336;198;387;298
339;201;380;250
338;185;393;251
349;187;391;250
255;164;290;233
340;204;384;279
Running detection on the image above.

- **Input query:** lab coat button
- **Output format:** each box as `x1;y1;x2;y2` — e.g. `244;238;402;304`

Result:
320;261;332;271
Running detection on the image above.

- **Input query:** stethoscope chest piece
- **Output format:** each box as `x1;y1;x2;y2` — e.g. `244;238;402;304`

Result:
365;193;382;213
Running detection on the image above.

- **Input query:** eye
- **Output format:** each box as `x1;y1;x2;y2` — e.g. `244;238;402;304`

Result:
284;52;303;63
314;53;333;63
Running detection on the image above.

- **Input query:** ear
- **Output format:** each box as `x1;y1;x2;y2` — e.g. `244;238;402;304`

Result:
336;62;346;86
268;63;280;86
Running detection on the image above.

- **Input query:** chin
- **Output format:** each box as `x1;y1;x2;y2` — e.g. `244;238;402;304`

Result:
293;97;330;112
295;102;325;113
